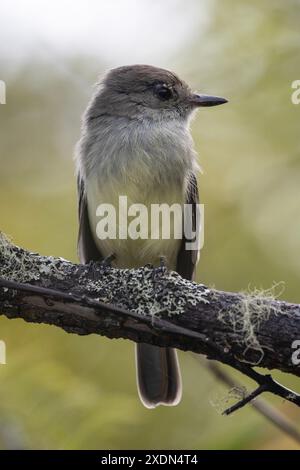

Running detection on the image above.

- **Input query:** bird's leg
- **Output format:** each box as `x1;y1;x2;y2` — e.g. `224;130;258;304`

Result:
100;253;116;267
159;256;167;268
88;253;116;279
151;256;168;281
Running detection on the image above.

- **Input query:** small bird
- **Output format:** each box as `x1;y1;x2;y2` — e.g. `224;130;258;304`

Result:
75;65;227;408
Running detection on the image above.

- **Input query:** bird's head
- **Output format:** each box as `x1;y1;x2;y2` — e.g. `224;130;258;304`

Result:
86;64;227;124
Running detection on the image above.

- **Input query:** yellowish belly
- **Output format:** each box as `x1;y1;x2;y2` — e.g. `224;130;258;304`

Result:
86;175;185;270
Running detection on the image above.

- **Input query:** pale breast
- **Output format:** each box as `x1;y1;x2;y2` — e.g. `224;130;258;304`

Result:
86;165;186;269
81;118;197;269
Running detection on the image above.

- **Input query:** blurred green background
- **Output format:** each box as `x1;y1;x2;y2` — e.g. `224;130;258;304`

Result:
1;0;300;450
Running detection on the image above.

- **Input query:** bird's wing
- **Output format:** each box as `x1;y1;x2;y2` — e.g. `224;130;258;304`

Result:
77;175;104;263
176;173;200;281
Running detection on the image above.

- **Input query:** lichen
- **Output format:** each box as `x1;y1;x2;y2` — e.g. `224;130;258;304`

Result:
82;264;210;317
218;282;286;365
0;232;70;283
0;232;209;318
210;385;248;415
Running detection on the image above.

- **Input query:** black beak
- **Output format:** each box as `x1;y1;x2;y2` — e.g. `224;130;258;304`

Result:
190;93;228;107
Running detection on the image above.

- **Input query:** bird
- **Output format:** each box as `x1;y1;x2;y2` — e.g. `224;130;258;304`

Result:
75;64;227;408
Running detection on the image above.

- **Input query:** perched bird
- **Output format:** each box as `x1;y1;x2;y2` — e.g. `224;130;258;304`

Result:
75;65;227;408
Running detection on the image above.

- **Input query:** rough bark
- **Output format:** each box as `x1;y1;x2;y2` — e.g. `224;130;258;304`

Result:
0;233;299;379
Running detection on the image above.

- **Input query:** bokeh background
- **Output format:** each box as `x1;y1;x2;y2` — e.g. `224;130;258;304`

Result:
1;0;300;450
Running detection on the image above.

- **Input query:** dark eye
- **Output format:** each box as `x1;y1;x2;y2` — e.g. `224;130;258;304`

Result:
154;83;173;101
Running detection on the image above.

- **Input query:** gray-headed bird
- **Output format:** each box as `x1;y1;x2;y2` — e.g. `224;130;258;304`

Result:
75;65;227;408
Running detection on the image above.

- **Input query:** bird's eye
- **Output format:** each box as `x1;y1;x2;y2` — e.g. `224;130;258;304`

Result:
154;84;173;101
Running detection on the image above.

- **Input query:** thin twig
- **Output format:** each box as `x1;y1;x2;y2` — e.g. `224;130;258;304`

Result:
196;358;300;444
223;384;267;415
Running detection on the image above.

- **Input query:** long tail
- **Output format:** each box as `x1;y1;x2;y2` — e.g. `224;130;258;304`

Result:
135;343;182;408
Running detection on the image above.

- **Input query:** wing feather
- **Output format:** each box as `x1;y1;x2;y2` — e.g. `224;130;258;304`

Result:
77;175;104;264
176;173;200;280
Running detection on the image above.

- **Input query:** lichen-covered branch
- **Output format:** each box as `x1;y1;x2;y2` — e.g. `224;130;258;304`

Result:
0;233;300;411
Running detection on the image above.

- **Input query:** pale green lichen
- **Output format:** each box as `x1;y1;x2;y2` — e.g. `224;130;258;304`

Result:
218;282;286;365
0;232;209;318
83;264;210;317
0;232;69;283
0;232;40;281
210;386;248;415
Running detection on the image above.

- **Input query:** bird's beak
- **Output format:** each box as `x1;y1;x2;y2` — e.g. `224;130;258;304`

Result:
190;93;228;107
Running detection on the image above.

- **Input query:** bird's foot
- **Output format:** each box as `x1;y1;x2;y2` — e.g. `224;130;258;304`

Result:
100;253;116;268
87;254;116;280
159;256;167;268
152;256;168;281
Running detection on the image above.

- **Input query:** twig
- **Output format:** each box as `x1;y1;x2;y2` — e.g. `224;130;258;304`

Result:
223;384;267;415
197;358;300;444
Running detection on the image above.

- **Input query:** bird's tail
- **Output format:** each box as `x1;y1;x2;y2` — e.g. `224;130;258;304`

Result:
135;343;182;408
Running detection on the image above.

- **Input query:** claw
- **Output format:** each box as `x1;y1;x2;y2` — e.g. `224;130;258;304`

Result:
152;256;168;281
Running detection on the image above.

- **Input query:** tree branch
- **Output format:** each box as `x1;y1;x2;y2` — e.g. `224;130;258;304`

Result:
0;233;300;412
